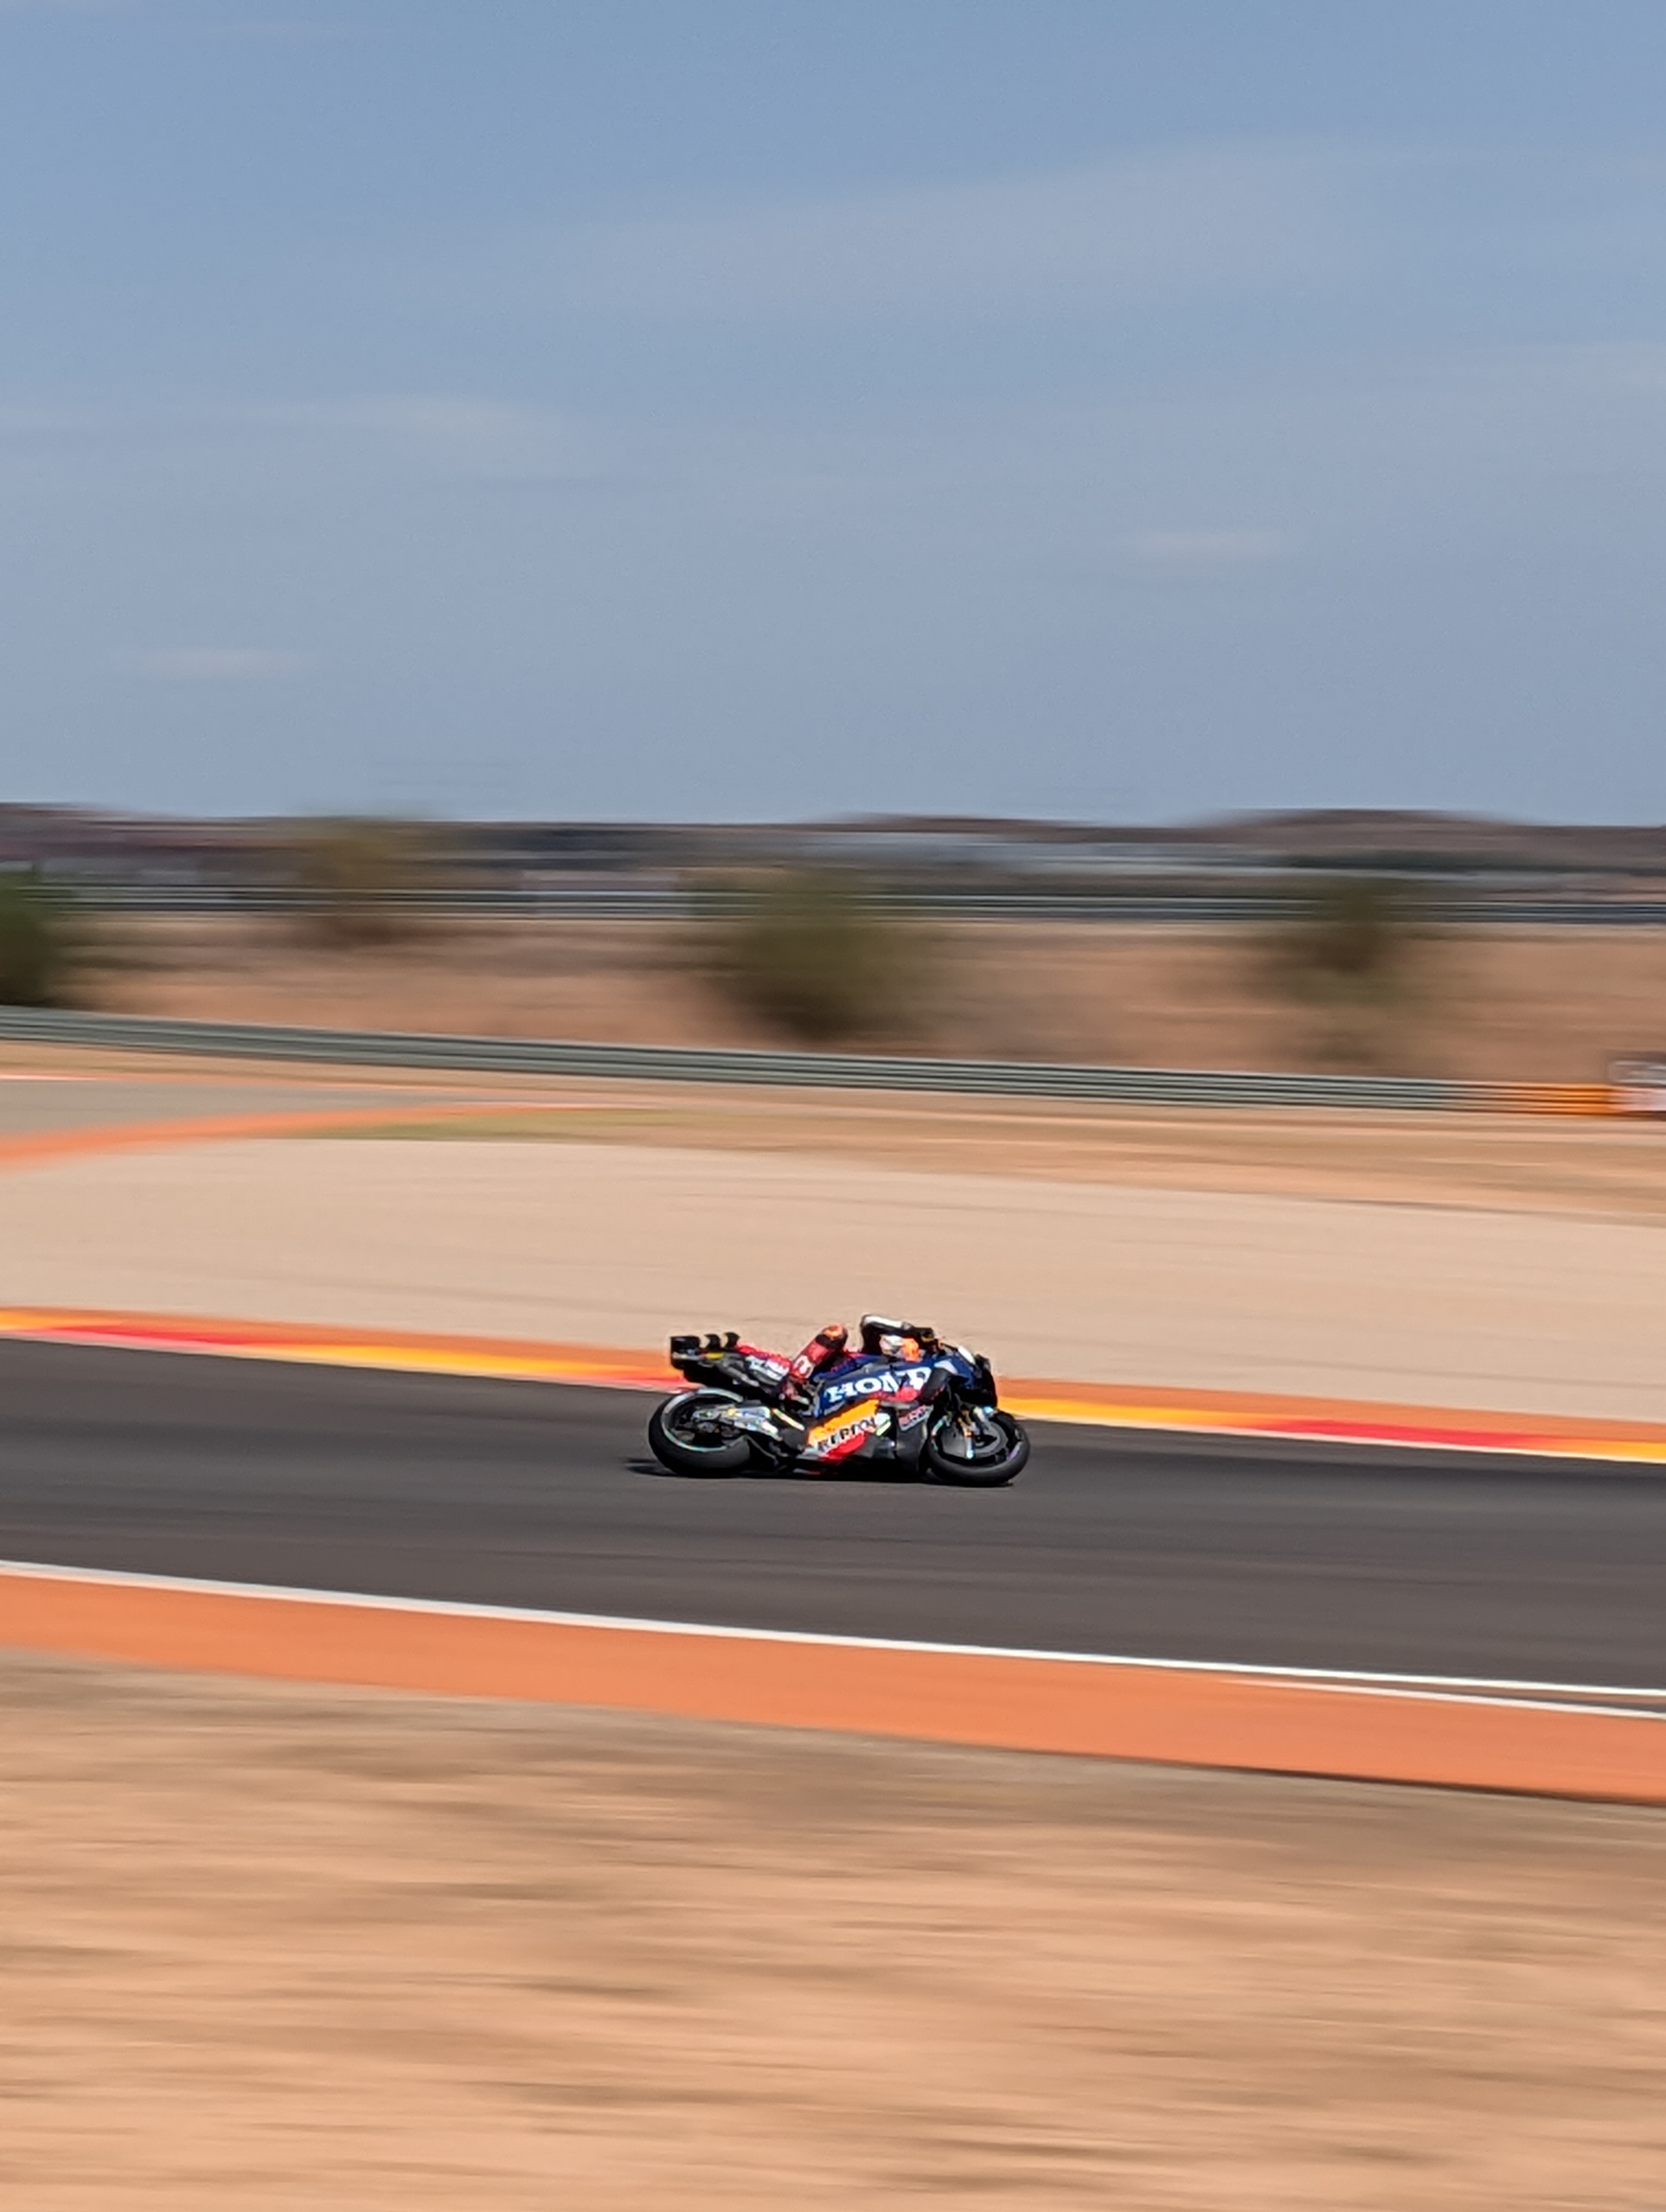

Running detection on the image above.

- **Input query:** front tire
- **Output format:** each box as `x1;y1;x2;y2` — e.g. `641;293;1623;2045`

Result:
647;1392;753;1476
923;1407;1030;1487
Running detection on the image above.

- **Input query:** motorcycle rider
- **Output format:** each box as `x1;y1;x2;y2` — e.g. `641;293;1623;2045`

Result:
657;1313;1025;1482
786;1314;937;1401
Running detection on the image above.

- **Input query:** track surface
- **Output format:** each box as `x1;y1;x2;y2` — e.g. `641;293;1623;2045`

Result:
3;1340;1664;1687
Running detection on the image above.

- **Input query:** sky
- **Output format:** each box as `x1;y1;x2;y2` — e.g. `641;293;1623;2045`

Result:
5;2;1666;823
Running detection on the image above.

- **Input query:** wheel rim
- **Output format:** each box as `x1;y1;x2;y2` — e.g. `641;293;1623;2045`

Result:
665;1397;741;1454
934;1410;1010;1464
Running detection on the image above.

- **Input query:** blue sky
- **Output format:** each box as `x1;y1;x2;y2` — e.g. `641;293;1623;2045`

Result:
6;2;1666;821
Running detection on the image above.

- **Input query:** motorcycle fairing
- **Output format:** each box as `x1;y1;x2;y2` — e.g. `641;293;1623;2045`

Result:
803;1352;940;1463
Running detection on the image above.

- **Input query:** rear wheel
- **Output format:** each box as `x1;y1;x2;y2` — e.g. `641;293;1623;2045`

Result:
923;1407;1030;1487
647;1391;753;1476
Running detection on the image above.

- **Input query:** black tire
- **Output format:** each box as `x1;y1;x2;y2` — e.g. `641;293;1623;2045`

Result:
923;1407;1030;1487
647;1392;753;1476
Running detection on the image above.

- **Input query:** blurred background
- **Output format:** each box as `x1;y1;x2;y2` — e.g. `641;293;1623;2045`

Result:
7;798;1666;1078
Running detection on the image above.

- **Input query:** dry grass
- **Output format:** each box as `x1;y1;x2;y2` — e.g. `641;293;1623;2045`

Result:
4;1653;1663;2210
85;915;1666;1083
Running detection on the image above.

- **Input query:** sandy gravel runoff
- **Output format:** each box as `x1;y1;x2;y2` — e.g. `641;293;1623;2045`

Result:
4;1654;1662;2212
9;1128;1666;1418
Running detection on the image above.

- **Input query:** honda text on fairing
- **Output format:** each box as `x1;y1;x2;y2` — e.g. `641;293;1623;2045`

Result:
647;1317;1031;1486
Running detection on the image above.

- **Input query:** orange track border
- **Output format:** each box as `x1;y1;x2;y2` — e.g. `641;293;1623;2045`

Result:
2;1566;1661;1804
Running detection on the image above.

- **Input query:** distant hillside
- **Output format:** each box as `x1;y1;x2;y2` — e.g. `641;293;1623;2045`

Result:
807;809;1666;873
7;803;1666;879
1180;811;1666;871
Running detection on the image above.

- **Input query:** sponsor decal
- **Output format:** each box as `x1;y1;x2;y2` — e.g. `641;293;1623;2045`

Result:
820;1363;933;1410
808;1408;887;1458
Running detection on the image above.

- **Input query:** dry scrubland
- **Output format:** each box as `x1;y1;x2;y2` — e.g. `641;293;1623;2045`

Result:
92;914;1666;1082
5;1654;1663;2212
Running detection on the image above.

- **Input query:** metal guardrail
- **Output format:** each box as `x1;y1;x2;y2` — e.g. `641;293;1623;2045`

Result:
0;1006;1623;1114
50;885;1666;926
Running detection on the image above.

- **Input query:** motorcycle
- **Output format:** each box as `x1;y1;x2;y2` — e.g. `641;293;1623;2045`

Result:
647;1329;1031;1486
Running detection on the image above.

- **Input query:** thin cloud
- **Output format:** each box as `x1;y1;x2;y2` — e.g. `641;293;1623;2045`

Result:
138;647;306;682
456;144;1344;324
1130;529;1287;572
196;18;356;39
0;404;91;438
246;394;596;481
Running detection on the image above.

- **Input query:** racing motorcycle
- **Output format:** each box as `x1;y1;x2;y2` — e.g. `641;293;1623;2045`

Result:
647;1328;1031;1486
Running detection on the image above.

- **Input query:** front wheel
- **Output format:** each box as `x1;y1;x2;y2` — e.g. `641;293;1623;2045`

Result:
647;1391;753;1476
924;1407;1030;1487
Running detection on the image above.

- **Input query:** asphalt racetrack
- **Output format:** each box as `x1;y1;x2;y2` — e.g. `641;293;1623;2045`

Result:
3;1339;1664;1688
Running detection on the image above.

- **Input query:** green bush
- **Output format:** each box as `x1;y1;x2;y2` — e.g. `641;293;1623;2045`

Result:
0;869;82;1006
697;870;926;1045
1265;875;1425;999
290;819;439;949
1260;874;1435;1065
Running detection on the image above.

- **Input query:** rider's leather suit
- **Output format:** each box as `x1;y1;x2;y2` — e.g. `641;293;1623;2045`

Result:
786;1316;934;1403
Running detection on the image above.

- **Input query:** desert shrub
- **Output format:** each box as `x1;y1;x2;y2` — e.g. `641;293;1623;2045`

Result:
697;870;926;1045
0;869;84;1006
289;818;440;949
1259;874;1436;1065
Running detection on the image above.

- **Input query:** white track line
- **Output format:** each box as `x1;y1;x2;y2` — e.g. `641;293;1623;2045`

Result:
4;1557;1662;1719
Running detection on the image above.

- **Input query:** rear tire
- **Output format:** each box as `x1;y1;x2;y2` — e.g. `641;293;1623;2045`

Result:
647;1393;753;1476
923;1408;1030;1487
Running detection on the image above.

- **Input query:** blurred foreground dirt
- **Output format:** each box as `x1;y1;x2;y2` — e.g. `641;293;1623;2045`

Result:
4;1654;1662;2209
